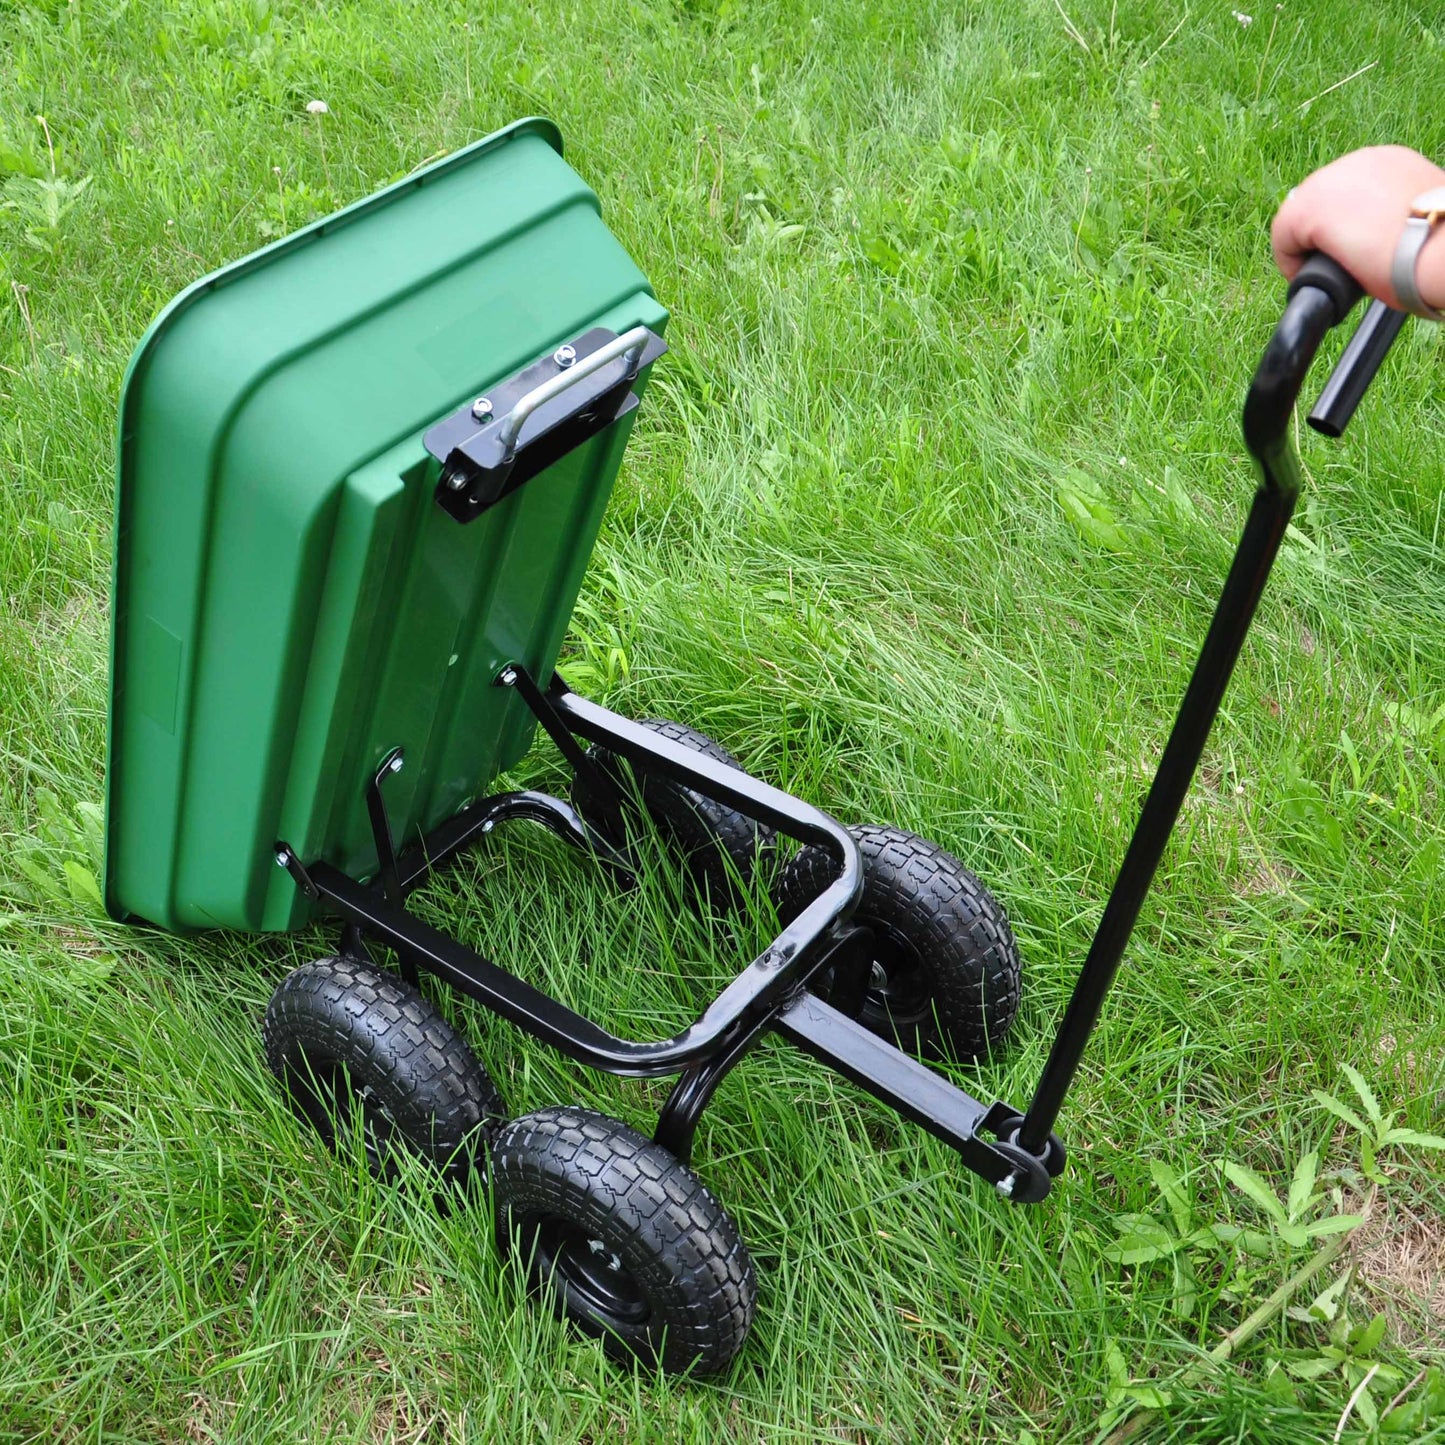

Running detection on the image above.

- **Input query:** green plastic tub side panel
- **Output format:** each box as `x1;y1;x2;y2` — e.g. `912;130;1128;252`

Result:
105;119;668;933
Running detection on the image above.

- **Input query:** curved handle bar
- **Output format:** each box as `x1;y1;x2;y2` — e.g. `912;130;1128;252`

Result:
1242;261;1352;486
496;326;651;459
1243;251;1405;484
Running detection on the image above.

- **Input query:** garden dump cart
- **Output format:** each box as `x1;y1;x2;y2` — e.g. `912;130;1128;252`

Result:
104;118;1403;1376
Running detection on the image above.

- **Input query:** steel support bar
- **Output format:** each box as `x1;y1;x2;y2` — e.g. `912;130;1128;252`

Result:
497;666;626;833
653;1027;762;1166
653;925;877;1164
549;687;852;846
365;748;407;904
773;990;1041;1194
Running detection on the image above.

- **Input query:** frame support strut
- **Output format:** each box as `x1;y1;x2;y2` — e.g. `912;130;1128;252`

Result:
365;746;417;985
496;664;629;839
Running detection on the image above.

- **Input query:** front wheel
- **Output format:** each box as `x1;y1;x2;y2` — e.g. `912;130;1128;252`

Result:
492;1106;756;1375
262;956;504;1188
773;825;1021;1060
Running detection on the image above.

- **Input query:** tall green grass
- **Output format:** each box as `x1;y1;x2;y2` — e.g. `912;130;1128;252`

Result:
2;0;1443;1438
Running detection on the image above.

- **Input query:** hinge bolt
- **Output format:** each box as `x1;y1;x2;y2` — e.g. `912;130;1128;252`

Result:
470;396;493;421
554;344;577;368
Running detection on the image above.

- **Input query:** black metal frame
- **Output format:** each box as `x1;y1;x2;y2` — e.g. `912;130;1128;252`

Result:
275;260;1398;1204
279;667;1065;1197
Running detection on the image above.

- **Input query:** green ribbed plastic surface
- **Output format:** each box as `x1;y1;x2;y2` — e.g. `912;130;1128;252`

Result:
105;118;667;932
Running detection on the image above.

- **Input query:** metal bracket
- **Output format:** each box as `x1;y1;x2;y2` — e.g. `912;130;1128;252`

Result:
362;745;418;986
426;325;667;522
274;841;319;900
366;746;406;909
497;663;630;841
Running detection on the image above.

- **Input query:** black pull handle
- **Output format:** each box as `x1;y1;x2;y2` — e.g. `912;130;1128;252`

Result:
1285;252;1364;325
1014;252;1388;1161
1307;299;1408;439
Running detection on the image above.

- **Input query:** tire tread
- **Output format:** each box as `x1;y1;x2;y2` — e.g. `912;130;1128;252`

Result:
263;956;503;1183
774;824;1020;1057
493;1106;755;1375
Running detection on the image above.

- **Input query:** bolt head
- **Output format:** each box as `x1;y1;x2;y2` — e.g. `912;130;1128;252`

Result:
554;344;577;368
390;755;404;773
996;1171;1018;1198
470;396;493;421
275;849;289;867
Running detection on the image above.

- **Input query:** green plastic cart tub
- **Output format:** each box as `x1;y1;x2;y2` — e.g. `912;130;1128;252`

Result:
105;118;667;933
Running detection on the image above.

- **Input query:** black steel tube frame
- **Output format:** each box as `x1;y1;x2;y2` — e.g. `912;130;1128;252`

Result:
278;673;1064;1197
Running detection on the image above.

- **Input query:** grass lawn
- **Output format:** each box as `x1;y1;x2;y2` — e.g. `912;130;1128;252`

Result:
3;0;1445;1438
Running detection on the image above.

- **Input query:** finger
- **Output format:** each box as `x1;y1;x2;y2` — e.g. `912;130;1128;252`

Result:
1270;189;1309;278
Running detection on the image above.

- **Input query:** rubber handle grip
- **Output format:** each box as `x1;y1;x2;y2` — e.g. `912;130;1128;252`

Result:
1307;298;1407;438
1285;253;1364;326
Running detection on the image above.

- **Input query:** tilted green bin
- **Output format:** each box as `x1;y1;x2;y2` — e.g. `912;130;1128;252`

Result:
105;119;668;933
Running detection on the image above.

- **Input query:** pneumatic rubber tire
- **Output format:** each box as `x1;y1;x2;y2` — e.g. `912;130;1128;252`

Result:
772;824;1021;1060
492;1106;756;1376
572;718;777;909
263;956;504;1188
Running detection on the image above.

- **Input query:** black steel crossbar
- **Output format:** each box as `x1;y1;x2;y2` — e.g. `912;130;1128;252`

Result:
774;992;1027;1192
550;687;844;842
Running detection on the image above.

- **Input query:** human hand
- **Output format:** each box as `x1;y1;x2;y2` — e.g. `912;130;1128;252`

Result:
1271;145;1445;313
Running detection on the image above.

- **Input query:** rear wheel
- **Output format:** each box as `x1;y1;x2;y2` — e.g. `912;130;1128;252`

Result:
572;718;776;908
492;1106;756;1375
262;955;503;1188
773;824;1021;1059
